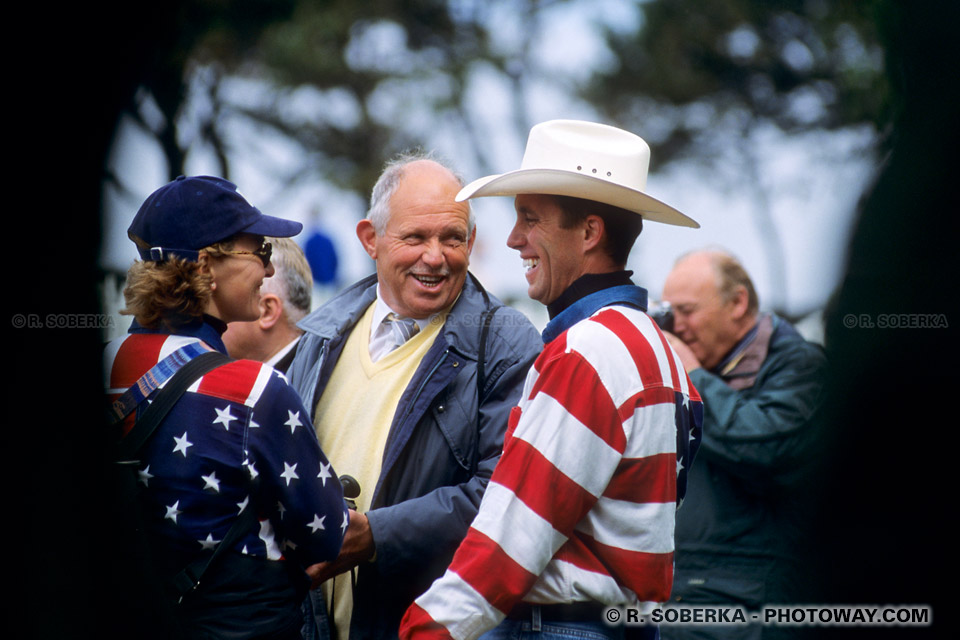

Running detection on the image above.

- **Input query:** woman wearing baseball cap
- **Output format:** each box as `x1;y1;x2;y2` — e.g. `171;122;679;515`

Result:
105;176;346;639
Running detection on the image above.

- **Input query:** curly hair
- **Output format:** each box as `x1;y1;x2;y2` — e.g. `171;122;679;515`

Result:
121;240;238;328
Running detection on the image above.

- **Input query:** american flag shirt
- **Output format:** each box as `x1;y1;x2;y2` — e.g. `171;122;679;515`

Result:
103;319;347;571
401;301;703;640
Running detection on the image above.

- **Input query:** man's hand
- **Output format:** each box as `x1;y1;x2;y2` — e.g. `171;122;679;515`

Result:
664;332;703;373
306;511;375;589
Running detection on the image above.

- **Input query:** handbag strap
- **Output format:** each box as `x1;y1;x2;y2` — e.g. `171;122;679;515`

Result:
114;349;230;462
110;346;246;602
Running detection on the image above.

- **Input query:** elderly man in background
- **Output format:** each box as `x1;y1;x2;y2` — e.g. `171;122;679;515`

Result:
660;248;828;640
286;152;542;640
222;236;313;373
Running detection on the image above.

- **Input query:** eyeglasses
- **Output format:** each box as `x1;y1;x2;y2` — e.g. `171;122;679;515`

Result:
220;240;272;268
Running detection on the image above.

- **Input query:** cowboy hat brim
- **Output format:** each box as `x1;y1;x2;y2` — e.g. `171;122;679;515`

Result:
456;169;699;228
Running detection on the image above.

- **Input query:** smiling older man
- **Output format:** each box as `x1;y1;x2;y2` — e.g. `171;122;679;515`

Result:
286;152;542;640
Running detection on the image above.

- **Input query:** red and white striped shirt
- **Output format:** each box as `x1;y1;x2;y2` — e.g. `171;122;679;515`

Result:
400;305;703;640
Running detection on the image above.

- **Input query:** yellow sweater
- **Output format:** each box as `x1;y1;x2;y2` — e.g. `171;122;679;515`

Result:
313;301;443;639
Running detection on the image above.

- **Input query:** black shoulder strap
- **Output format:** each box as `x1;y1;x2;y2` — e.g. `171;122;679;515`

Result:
115;351;230;462
469;272;501;399
111;349;243;604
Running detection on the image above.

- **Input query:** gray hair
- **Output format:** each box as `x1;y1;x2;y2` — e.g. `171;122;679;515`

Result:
367;150;475;235
262;236;313;326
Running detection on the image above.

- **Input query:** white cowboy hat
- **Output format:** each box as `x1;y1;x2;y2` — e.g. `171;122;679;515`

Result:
456;119;699;228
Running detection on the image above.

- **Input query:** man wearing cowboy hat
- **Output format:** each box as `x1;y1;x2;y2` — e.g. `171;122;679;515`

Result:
399;120;705;640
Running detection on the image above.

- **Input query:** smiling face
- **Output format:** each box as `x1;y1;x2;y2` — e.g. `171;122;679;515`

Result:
358;160;475;319
506;194;590;305
203;233;275;324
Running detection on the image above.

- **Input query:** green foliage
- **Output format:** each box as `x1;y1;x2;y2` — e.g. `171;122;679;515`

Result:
585;0;891;163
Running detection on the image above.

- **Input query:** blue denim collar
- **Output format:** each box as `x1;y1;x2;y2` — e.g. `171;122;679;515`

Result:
541;284;648;344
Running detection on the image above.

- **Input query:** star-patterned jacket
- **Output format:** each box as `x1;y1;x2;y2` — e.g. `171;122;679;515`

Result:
103;316;347;573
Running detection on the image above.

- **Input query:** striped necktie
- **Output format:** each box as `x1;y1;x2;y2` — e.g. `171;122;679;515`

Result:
384;313;420;350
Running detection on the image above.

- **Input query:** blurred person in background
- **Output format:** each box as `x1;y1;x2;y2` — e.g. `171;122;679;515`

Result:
105;175;347;639
286;153;542;640
222;236;314;373
660;248;827;640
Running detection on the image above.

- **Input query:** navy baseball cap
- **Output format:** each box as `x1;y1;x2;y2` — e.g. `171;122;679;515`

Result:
127;175;303;262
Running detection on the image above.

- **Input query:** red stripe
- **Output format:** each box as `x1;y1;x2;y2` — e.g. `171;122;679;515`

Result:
591;309;667;389
494;438;598;533
449;530;539;614
581;534;675;602
603;453;677;504
553;534;613;575
552;532;675;602
617;386;679;423
109;334;167;389
529;350;625;453
196;359;262;404
399;602;453;640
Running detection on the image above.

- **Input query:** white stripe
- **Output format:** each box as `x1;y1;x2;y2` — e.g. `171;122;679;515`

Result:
512;393;621;497
619;307;679;391
565;314;643;406
526;557;638;605
575;497;676;554
416;570;504;640
243;363;273;407
622;403;678;459
469;482;564;575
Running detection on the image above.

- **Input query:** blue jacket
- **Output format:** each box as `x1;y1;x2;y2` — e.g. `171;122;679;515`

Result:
287;273;542;640
669;314;828;613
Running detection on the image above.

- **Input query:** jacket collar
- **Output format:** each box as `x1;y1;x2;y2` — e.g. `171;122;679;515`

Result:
541;283;648;344
128;314;229;354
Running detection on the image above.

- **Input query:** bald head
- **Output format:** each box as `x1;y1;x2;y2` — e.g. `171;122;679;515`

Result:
662;249;758;370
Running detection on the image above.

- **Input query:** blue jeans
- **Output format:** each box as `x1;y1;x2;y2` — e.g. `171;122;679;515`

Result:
479;610;659;640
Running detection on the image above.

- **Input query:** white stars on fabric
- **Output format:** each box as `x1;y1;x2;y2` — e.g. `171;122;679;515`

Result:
213;405;238;430
341;510;350;534
165;500;181;524
202;471;221;492
173;432;193;457
317;461;333;486
198;533;221;551
284;410;303;434
280;462;299;486
308;514;327;533
139;465;154;486
237;496;249;514
243;456;259;480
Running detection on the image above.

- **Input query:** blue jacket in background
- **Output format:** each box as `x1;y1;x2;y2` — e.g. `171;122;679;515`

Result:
286;273;542;640
667;314;828;634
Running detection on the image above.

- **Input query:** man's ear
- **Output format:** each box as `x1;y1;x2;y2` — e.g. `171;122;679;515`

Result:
729;285;750;320
466;225;477;256
357;219;378;259
583;214;605;254
258;294;283;330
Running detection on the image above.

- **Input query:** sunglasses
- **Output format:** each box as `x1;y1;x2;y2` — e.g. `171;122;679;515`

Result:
221;239;273;268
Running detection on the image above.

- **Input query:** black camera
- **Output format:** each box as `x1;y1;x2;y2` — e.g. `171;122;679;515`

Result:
340;475;361;510
649;301;674;333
